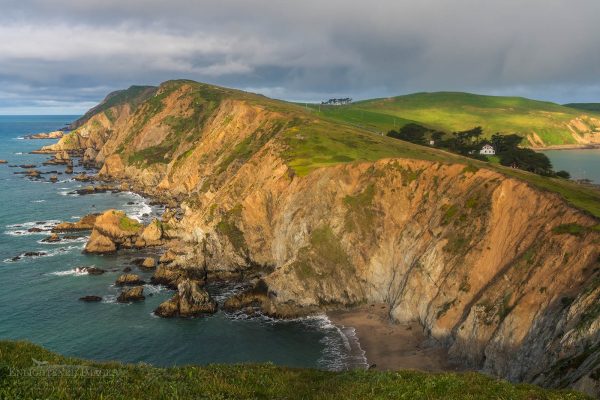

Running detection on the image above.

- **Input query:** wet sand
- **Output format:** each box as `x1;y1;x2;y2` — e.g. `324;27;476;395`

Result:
328;303;462;372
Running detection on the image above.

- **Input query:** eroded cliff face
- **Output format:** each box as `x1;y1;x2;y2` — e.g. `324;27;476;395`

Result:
44;80;600;394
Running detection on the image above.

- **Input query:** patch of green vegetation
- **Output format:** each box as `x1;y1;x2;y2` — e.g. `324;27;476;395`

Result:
459;276;471;293
465;196;479;209
552;223;591;236
441;204;459;225
118;215;142;232
343;184;378;234
128;144;173;166
104;108;116;123
0;341;587;400
498;292;515;321
462;164;479;174
293;226;352;280
216;205;246;253
217;120;284;174
443;235;469;254
437;299;457;319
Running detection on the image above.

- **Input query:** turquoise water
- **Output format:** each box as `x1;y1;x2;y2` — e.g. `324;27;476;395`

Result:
0;116;364;369
543;149;600;184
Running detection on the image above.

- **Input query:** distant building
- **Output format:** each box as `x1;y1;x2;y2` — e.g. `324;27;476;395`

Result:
429;140;435;146
479;144;495;155
321;97;352;105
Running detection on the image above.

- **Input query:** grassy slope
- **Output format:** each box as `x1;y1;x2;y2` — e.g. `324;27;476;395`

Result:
565;103;600;113
71;85;157;128
0;341;589;400
81;81;600;218
305;92;600;146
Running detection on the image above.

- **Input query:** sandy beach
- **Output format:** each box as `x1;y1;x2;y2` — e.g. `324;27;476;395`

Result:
328;303;463;372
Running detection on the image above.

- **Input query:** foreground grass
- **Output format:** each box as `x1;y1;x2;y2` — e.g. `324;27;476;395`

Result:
0;341;589;400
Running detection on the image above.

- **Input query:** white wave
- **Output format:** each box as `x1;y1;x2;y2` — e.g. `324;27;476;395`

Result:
315;316;368;371
48;267;91;276
102;295;117;304
37;236;88;245
14;152;23;155
4;220;61;236
123;192;153;222
143;284;171;295
31;200;46;203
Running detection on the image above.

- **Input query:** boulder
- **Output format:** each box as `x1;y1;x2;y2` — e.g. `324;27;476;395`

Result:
0;160;7;164
154;279;217;318
79;295;102;302
23;251;45;257
115;273;145;286
141;257;156;269
150;263;205;289
65;165;73;174
123;266;132;273
117;286;145;303
86;267;105;275
27;227;43;233
26;169;41;178
49;175;58;183
74;173;91;182
42;233;60;243
52;213;99;232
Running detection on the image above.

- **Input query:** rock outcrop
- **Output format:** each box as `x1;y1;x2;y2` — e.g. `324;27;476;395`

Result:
79;295;102;302
140;257;156;269
117;286;145;303
53;214;99;232
84;210;142;253
26;130;64;140
154;280;217;318
134;219;163;247
115;274;145;286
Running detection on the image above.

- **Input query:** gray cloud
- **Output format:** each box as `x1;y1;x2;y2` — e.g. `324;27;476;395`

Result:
1;0;600;113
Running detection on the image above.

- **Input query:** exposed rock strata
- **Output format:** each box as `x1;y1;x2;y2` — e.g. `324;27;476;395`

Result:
42;80;600;395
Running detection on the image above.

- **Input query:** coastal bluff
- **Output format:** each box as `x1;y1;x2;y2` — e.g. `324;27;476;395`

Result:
41;80;600;396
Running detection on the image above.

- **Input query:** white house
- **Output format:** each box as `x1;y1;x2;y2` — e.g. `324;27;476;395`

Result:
479;144;495;155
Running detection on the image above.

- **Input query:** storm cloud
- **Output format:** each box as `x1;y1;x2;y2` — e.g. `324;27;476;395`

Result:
1;0;600;113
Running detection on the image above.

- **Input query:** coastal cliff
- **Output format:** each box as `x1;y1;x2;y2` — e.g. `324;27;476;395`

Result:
39;80;600;395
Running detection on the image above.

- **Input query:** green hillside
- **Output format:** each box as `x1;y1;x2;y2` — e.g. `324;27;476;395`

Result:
0;341;589;399
305;92;600;146
564;103;600;113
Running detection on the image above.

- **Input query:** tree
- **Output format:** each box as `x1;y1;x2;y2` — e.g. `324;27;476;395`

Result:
387;123;429;145
555;170;571;179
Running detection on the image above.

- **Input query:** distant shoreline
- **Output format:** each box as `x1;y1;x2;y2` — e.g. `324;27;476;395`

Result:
533;144;600;151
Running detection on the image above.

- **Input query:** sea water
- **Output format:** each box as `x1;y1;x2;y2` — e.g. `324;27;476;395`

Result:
543;149;600;184
0;116;366;370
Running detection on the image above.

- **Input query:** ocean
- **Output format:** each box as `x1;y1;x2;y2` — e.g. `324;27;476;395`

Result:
543;149;600;184
0;115;365;370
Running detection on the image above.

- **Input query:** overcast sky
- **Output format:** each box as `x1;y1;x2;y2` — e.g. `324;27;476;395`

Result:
1;0;600;114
